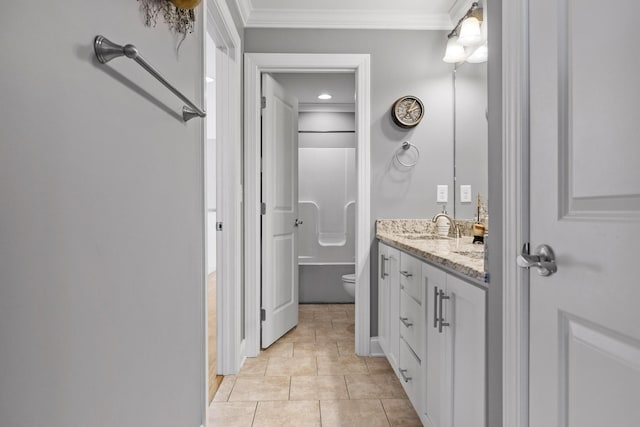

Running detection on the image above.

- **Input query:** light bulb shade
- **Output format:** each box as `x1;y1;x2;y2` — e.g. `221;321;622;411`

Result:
458;16;482;46
466;43;488;63
443;37;467;63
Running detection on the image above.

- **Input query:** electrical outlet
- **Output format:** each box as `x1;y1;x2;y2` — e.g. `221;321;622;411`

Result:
437;185;448;203
460;185;472;203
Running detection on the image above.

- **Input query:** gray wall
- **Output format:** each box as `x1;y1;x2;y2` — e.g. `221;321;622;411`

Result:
299;265;356;303
245;29;454;334
0;2;204;426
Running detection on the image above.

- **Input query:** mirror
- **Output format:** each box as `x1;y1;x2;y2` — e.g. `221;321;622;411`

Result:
453;62;488;220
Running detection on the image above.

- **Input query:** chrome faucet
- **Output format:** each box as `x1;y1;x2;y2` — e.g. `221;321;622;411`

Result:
432;208;459;238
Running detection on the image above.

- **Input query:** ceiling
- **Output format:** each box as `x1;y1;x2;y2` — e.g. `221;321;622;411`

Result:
272;73;356;107
235;0;474;30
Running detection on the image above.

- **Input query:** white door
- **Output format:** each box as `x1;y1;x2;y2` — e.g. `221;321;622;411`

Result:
261;74;299;348
528;1;640;426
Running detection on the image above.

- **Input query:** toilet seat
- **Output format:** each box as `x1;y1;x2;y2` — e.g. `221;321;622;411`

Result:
342;273;356;283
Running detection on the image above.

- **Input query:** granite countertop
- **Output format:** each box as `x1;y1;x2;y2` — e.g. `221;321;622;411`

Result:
376;219;486;285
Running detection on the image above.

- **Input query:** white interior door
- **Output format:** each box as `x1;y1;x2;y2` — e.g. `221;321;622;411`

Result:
261;74;299;348
528;1;640;426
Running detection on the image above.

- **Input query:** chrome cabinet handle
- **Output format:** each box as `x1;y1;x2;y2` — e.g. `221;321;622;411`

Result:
380;255;389;279
438;289;450;333
399;368;412;383
400;270;413;278
294;218;304;227
400;317;413;327
433;286;439;329
517;243;557;277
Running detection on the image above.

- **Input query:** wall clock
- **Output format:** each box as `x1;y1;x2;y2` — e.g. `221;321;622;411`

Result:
391;95;425;129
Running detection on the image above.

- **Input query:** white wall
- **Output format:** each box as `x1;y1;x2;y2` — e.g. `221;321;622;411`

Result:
0;2;205;426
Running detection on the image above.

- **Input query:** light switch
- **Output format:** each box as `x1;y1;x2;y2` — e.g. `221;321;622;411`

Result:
460;185;472;203
437;185;448;203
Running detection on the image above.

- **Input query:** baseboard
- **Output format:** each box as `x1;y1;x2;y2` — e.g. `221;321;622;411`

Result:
369;337;384;356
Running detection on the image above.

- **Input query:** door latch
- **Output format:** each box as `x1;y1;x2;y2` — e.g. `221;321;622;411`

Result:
517;243;558;276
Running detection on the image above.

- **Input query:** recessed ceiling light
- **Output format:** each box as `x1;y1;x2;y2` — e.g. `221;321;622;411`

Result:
206;77;214;83
318;93;332;100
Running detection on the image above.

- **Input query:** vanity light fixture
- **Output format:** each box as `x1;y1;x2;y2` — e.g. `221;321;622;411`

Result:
442;1;487;64
443;35;467;64
466;42;488;63
318;93;332;100
458;16;482;46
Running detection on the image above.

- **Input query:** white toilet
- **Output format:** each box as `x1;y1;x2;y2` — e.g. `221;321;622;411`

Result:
341;273;356;298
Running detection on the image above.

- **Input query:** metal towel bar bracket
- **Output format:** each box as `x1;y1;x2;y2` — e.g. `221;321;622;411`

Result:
394;141;420;168
94;35;206;122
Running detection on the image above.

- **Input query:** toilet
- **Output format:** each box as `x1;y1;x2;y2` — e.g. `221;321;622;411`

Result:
341;273;356;298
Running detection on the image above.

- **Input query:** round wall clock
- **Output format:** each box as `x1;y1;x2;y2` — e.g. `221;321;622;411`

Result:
391;96;425;128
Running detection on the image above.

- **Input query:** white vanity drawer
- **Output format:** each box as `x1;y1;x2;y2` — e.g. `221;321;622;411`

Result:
399;289;424;360
399;253;423;304
399;337;422;409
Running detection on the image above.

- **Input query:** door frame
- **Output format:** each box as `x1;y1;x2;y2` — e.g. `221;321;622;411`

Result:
204;0;243;390
244;53;372;357
500;0;530;426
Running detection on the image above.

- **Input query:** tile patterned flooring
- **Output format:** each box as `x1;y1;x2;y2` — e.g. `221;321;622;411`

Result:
209;303;422;427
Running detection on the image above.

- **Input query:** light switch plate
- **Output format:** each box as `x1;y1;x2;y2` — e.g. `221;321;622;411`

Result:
437;185;448;203
460;185;472;203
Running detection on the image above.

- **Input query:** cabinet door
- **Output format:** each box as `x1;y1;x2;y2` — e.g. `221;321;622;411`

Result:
386;246;400;369
443;275;486;427
378;243;389;354
423;263;447;427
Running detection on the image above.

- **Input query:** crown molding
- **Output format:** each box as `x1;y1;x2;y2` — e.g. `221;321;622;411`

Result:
233;0;252;26
245;8;452;30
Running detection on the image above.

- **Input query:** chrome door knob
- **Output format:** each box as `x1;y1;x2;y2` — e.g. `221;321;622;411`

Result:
517;243;558;276
294;219;303;227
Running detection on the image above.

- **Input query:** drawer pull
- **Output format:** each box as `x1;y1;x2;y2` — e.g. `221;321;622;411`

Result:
400;270;413;278
433;286;439;329
399;368;412;383
381;254;389;279
400;316;413;327
438;289;450;333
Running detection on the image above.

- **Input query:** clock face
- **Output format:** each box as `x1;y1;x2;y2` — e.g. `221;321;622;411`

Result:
392;96;425;128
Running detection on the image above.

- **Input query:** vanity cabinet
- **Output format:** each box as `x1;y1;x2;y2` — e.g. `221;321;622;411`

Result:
377;241;486;427
424;265;486;427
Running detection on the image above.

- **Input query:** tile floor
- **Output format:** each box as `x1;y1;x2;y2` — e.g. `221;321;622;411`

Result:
209;303;422;427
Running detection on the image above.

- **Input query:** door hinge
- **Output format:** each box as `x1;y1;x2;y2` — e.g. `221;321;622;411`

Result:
260;308;266;321
216;222;223;231
261;96;266;109
261;202;266;215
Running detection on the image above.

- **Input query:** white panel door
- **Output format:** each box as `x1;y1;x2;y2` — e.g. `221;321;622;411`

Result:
261;74;299;348
529;1;640;426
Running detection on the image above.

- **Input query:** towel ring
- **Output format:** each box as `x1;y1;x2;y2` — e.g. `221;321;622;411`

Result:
395;141;420;167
